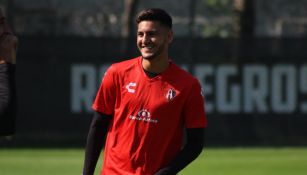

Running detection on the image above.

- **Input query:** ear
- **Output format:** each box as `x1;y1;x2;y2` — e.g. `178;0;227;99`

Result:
168;30;173;44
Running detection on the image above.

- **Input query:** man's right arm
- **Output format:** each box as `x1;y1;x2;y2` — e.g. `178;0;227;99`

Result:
83;111;111;175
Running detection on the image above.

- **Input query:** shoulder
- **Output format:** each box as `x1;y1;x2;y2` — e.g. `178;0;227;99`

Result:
107;56;140;75
165;62;202;95
170;63;199;85
109;56;140;72
112;57;139;68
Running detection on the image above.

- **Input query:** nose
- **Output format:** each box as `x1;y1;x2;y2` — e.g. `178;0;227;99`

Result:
142;34;151;45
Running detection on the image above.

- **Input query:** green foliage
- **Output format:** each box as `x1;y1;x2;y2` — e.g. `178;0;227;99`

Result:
201;0;234;14
202;24;232;38
197;0;236;37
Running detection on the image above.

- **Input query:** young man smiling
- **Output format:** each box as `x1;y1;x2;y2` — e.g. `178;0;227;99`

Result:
83;8;207;175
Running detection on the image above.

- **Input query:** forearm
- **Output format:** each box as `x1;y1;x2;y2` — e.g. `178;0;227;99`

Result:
83;112;111;175
155;128;205;175
0;63;16;116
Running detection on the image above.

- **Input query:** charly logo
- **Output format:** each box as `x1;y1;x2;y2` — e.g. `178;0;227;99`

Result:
126;82;137;93
166;88;176;101
129;109;158;123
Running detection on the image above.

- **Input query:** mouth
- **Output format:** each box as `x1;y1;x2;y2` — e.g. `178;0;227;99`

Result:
141;45;154;51
141;44;154;48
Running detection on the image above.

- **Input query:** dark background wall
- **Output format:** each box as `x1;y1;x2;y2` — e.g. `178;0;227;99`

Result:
0;0;307;147
1;36;306;147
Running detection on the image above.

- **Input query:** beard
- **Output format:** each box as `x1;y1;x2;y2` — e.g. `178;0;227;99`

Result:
140;44;165;60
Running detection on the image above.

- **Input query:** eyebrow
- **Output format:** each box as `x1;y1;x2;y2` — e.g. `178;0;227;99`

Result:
137;28;158;32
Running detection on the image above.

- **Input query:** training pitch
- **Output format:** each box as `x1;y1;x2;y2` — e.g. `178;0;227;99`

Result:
0;148;306;175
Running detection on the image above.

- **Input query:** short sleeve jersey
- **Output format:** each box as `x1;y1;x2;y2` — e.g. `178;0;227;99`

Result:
92;56;207;175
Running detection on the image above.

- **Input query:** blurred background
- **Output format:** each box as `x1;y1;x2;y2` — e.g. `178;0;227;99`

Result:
0;0;306;148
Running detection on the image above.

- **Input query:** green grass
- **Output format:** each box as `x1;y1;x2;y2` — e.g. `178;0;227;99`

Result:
180;148;307;175
0;148;306;175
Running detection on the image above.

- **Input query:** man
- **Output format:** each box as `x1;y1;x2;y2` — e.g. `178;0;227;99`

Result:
83;8;207;175
0;8;18;137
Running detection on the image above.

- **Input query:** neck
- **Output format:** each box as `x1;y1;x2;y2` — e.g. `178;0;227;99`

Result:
142;55;169;74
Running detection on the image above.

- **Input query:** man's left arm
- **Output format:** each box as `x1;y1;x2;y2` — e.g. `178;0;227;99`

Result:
155;127;206;175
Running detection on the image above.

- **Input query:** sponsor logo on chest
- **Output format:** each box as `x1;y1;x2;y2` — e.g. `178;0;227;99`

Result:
129;109;158;123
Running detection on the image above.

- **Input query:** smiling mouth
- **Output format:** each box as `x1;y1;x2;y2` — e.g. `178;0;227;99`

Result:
141;44;154;49
142;47;153;53
145;46;153;49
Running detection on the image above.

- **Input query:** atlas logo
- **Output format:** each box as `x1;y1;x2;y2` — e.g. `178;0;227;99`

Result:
126;82;137;93
166;88;176;101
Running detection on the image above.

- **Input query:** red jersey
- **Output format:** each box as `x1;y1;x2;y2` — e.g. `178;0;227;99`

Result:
92;56;207;175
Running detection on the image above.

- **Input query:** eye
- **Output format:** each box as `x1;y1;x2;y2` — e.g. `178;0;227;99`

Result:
137;32;143;37
147;31;156;37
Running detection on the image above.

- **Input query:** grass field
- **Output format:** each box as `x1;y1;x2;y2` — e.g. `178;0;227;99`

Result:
0;148;307;175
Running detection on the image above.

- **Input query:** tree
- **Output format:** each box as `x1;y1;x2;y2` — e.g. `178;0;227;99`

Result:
122;0;139;38
120;0;139;56
234;0;255;38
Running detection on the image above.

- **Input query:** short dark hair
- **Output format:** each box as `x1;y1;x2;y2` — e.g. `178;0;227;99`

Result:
136;8;172;29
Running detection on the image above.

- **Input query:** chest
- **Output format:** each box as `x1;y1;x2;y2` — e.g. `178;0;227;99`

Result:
117;74;186;123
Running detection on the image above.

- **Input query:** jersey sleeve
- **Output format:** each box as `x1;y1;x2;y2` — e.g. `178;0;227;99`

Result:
183;79;208;128
92;65;117;115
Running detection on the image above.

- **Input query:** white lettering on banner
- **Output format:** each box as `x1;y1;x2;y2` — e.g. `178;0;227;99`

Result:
99;64;110;83
70;63;307;114
71;64;109;113
216;65;240;113
272;65;296;113
71;64;96;113
195;65;214;113
243;65;268;113
300;66;307;112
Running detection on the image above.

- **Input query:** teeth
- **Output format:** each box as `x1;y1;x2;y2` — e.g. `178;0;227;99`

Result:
142;45;153;49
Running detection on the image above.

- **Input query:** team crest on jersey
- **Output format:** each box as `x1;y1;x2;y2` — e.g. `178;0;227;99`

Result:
166;88;176;101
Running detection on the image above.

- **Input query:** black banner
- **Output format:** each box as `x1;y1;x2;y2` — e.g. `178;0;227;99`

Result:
1;37;306;147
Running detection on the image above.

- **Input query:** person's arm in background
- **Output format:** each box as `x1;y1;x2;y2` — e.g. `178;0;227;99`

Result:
82;111;112;175
0;63;16;132
0;34;18;114
0;7;18;136
154;128;206;175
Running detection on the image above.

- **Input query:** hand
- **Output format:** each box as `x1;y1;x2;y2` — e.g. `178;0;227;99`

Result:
154;167;174;175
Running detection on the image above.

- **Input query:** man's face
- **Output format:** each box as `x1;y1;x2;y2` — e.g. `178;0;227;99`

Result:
137;20;173;60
